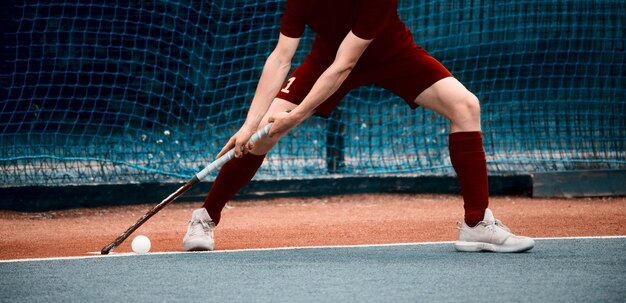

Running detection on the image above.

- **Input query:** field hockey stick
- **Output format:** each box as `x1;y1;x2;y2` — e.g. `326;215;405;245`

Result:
100;123;273;255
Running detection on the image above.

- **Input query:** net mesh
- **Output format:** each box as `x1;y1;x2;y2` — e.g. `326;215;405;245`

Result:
1;0;625;186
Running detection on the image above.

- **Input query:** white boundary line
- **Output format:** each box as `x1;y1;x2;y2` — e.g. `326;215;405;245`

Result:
1;235;624;264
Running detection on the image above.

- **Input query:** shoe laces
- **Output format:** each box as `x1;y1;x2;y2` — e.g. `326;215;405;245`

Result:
189;219;213;237
481;219;511;233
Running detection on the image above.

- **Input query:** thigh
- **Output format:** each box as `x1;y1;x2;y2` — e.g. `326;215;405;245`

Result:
413;77;473;120
414;77;482;132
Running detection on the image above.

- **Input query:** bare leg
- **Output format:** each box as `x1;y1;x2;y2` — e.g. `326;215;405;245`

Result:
414;77;481;133
250;98;304;154
414;77;488;226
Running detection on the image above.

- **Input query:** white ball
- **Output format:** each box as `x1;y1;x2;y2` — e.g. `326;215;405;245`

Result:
131;235;151;254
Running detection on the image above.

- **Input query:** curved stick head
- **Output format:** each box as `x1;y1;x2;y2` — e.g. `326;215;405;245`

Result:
100;244;115;255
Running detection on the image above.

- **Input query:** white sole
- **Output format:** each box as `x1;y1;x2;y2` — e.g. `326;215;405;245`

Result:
183;239;214;252
454;240;534;253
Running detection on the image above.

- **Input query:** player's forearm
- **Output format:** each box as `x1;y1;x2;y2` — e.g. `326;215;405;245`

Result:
244;51;292;128
290;31;370;121
290;64;352;120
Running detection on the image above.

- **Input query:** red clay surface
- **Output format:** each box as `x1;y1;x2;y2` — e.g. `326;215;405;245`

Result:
1;194;625;260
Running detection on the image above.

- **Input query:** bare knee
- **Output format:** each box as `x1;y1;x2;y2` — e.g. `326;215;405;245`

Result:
450;93;481;132
250;98;297;154
462;93;481;120
250;125;283;154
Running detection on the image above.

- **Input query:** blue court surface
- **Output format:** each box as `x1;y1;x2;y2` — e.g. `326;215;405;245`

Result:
1;236;625;302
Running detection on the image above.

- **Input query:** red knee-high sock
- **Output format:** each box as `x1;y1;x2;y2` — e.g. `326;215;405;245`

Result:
449;131;489;227
202;153;266;225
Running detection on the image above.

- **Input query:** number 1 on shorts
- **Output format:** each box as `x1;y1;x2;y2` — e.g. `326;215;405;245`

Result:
281;77;296;93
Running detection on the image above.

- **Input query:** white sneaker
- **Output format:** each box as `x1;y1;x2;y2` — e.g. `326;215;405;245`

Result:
182;208;215;251
455;209;534;253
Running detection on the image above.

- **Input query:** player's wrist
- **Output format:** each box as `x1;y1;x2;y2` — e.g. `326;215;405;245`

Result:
288;108;309;123
241;120;261;132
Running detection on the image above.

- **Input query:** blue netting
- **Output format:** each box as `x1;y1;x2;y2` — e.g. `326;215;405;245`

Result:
1;0;625;186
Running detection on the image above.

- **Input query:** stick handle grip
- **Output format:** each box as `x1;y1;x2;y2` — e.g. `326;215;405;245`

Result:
195;123;272;180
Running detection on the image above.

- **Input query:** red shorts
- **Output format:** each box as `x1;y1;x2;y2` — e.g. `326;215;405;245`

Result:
275;49;452;118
